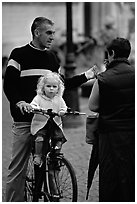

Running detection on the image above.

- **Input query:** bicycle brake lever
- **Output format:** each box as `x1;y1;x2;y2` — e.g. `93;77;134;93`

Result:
73;111;79;115
73;111;86;115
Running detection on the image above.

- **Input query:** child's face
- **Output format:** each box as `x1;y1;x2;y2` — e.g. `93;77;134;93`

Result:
44;77;59;98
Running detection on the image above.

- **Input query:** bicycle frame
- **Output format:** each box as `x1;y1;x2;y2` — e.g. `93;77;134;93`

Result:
25;108;85;202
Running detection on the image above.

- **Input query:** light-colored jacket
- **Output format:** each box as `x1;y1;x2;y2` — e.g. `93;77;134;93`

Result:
30;94;67;135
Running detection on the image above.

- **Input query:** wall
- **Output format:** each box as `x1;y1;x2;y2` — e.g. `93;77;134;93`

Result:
2;2;134;64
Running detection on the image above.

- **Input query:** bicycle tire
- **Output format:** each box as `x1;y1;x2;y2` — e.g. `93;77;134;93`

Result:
46;155;78;202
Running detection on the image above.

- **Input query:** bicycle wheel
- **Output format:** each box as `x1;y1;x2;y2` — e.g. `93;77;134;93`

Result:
46;155;78;202
24;153;35;201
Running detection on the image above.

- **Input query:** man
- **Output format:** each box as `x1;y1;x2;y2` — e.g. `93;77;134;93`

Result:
89;37;135;201
3;17;96;201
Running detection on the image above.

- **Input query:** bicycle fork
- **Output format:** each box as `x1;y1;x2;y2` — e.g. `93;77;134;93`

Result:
46;155;62;201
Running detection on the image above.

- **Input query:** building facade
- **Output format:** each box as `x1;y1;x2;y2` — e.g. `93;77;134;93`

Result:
2;2;135;62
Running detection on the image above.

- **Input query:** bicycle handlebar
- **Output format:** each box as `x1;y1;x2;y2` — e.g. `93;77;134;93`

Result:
30;107;86;117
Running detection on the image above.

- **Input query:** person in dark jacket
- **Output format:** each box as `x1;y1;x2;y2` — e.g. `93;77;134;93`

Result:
3;17;96;202
88;37;135;202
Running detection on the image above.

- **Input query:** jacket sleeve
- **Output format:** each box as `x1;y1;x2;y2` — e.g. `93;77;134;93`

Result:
63;73;88;90
3;49;24;105
60;97;68;112
30;95;41;108
88;79;100;112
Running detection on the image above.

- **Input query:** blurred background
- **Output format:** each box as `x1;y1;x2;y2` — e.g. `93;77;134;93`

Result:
2;2;135;99
2;2;135;201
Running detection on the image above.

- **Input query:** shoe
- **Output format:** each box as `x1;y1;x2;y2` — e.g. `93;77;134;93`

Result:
34;155;42;166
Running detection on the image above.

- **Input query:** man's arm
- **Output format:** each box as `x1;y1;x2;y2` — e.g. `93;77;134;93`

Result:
3;60;22;104
64;73;87;90
3;49;32;115
63;66;97;90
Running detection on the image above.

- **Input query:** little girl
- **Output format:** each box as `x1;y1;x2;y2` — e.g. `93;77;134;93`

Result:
30;71;67;165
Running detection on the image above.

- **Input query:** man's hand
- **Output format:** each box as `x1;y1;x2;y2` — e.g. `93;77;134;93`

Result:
85;65;99;80
16;101;33;115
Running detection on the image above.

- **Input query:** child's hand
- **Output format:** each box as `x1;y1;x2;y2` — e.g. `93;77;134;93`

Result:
58;110;66;116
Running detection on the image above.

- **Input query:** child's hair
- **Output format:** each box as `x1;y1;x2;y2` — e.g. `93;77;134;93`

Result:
36;71;65;97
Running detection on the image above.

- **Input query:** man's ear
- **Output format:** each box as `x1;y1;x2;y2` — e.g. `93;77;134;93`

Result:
34;29;40;37
112;50;115;58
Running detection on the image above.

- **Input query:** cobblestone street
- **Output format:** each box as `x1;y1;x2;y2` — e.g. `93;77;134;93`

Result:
2;91;99;202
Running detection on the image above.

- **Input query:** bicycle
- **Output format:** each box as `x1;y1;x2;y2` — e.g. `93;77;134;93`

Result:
24;108;85;202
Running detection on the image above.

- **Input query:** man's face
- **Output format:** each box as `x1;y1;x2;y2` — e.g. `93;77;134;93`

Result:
36;23;55;49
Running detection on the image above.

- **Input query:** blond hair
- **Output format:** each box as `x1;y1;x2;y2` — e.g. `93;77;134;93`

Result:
36;72;65;97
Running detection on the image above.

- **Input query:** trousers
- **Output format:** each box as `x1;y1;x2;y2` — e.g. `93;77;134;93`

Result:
5;122;32;202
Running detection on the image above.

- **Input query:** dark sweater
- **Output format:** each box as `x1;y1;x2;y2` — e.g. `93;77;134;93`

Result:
3;43;87;122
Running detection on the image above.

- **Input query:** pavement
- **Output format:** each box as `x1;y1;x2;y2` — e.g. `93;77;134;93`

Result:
2;90;99;202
